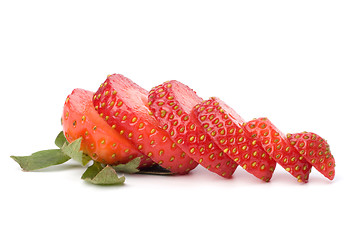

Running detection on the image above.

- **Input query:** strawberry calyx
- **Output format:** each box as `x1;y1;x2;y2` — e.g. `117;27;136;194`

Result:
11;130;172;185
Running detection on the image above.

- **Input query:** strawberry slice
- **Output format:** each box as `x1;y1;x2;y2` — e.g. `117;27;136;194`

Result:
92;74;198;174
62;88;153;167
193;97;276;182
287;132;335;180
244;118;312;182
148;81;238;178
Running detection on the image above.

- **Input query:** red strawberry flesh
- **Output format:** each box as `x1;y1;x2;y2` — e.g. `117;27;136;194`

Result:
93;74;198;174
194;97;277;181
244;118;312;182
148;80;238;178
62;88;152;167
287;132;335;180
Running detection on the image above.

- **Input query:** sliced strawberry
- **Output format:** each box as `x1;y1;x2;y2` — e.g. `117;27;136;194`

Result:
193;97;276;182
244;118;312;182
62;88;153;167
287;132;335;180
148;81;238;178
92;74;198;174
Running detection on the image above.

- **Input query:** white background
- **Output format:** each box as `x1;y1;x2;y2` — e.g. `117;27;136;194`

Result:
1;1;359;239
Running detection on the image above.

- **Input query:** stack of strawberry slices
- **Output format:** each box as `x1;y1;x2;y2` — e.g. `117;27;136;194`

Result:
62;74;335;182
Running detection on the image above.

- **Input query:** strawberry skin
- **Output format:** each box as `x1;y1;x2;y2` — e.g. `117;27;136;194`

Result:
62;88;153;167
193;97;277;182
92;74;198;174
148;81;238;178
244;118;312;182
287;132;335;180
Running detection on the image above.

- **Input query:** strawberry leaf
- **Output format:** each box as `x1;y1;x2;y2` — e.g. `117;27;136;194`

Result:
12;132;125;185
81;161;103;179
55;131;68;148
112;157;141;174
11;149;71;171
81;162;125;185
81;154;93;166
61;138;83;163
60;137;91;166
11;135;89;171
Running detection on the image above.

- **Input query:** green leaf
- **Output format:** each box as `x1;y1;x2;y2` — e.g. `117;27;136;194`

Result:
61;138;83;163
112;157;141;174
61;137;92;166
58;135;92;166
81;162;125;185
81;154;93;166
81;161;104;179
55;131;68;148
11;149;71;171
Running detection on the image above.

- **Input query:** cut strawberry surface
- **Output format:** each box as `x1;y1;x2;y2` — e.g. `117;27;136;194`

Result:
62;88;152;167
148;81;238;178
287;132;335;180
243;118;312;182
93;74;198;174
194;97;276;182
